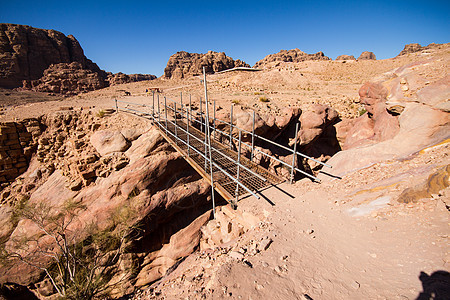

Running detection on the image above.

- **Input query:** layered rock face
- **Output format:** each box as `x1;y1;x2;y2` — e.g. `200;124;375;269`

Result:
106;72;157;85
336;55;356;61
164;51;250;79
358;51;376;60
254;48;330;68
0;24;155;94
23;62;107;95
396;42;447;56
0;23;103;88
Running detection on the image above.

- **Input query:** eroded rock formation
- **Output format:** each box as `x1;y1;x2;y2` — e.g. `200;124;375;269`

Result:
254;48;330;68
358;51;376;60
336;55;356;61
164;51;250;79
396;42;447;57
0;24;155;94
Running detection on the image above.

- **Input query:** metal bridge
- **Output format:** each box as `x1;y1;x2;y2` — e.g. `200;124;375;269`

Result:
113;69;331;211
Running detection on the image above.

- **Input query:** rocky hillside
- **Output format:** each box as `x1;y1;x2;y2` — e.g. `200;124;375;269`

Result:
0;24;155;94
254;48;330;68
397;42;448;56
164;51;250;79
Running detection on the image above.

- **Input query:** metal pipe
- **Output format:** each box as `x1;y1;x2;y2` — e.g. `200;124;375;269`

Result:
290;123;299;184
157;94;161;123
213;100;216;141
152;91;155;122
187;107;190;156
164;96;168;133
199;96;203;133
163;126;260;199
213;117;331;168
251;110;255;162
204;67;217;215
166;118;266;183
229;104;233;149
235;130;242;203
174;103;178;144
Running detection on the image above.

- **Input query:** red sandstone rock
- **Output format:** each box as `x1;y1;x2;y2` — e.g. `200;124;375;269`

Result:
358;51;376;60
90;130;129;156
254;48;330;68
164;51;250;79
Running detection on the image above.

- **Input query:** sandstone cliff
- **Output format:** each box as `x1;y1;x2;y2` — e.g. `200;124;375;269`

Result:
254;48;330;68
0;24;155;94
164;51;250;79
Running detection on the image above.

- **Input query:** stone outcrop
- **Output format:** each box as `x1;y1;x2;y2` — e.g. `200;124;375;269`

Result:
0;111;215;298
0;118;45;183
0;23;155;94
106;72;157;85
358;51;376;60
396;43;446;57
323;58;450;179
254;48;330;68
23;62;107;95
336;55;356;61
164;51;250;79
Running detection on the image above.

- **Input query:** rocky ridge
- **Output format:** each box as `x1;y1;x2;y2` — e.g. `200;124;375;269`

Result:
254;48;330;68
164;51;250;79
397;42;448;57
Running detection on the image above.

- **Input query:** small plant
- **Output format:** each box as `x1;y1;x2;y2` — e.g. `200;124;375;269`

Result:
232;99;240;104
97;109;106;118
254;92;262;95
259;96;270;103
359;107;367;116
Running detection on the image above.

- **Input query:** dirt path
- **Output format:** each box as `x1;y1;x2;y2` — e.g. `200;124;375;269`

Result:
139;141;449;300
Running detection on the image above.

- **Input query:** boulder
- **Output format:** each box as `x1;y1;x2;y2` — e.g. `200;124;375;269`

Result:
125;127;164;164
358;51;376;60
90;130;129;156
164;51;249;79
254;48;330;68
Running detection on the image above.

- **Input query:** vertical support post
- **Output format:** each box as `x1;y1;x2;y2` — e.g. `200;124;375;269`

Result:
213;100;216;141
180;91;183;108
251;110;255;162
115;99;118;113
235;130;242;204
187;108;190;157
174;103;177;144
157;94;161;123
229;104;233;149
290;122;299;184
199;96;203;133
164;96;168;133
203;67;216;219
189;94;192;112
152;91;155;122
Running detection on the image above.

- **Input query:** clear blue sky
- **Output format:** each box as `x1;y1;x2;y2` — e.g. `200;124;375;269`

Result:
1;0;449;76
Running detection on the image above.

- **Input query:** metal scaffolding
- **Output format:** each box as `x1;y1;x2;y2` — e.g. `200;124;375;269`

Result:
113;70;332;211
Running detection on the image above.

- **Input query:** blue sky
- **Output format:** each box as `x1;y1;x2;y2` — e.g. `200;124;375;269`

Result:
1;0;449;76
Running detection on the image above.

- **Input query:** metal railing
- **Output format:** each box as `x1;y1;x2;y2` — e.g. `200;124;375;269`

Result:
112;69;332;212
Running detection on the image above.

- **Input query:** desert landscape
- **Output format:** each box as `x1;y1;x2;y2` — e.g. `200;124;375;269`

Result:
0;23;449;300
